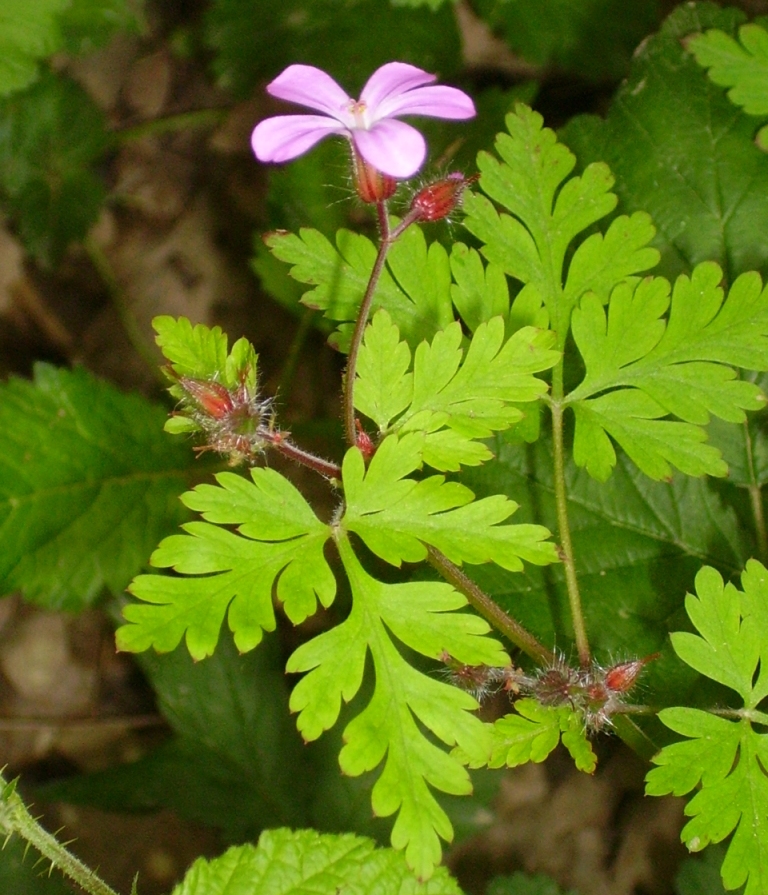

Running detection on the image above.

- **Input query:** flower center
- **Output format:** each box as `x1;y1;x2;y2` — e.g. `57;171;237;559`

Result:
346;99;369;130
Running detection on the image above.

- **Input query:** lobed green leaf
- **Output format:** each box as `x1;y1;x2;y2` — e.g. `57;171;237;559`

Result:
288;535;506;879
119;468;334;659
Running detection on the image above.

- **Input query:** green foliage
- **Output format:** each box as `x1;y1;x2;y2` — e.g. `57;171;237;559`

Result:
355;310;558;469
675;845;729;895
463;104;659;345
40;635;308;840
0;0;68;97
287;534;505;879
0;363;191;610
463;438;751;704
0;70;110;264
204;0;462;99
561;3;768;282
457;699;596;774
265;223;457;352
120;467;335;658
0;834;72;895
488;871;577;895
58;0;141;54
171;829;464;895
473;0;659;82
646;561;768;895
341;434;557;570
567;262;768;481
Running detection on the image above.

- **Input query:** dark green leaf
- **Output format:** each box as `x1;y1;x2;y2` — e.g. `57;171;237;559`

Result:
0;71;110;264
488;870;577;895
58;0;141;55
0;364;192;610
0;1;67;97
561;3;768;282
204;0;462;99
473;0;659;81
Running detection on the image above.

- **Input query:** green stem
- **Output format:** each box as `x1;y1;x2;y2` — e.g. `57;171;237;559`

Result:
115;108;228;143
427;546;555;665
550;362;591;666
278;308;316;402
0;774;121;895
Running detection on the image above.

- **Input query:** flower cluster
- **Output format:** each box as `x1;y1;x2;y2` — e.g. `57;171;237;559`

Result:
443;652;658;731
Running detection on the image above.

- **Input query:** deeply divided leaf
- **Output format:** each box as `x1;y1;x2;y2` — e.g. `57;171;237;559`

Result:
119;468;334;659
340;435;558;570
354;310;558;469
646;560;768;895
287;535;507;879
567;262;768;481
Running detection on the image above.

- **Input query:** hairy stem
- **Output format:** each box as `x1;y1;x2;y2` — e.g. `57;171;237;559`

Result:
0;775;120;895
550;363;591;666
262;429;341;480
427;546;555;665
342;205;420;446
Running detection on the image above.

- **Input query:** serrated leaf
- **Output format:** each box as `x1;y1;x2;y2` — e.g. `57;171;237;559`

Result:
287;535;505;879
354;310;558;470
265;224;455;352
341;435;558;571
449;243;510;333
458;700;595;774
0;70;110;264
463;105;659;344
561;4;768;282
646;560;768;895
0;364;191;610
204;0;462;99
567;263;768;481
119;468;334;659
172;829;464;895
38;636;308;840
690;23;768;117
0;1;67;96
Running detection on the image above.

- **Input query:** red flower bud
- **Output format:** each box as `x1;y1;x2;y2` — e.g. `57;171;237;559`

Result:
604;653;659;693
355;419;376;459
179;378;235;419
352;151;397;203
410;172;478;222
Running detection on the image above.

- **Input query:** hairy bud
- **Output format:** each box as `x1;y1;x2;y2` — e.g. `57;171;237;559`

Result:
409;172;478;222
352;150;397;203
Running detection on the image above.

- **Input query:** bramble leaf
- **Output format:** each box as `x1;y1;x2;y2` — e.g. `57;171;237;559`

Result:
457;699;596;774
0;364;191;610
0;70;110;264
340;435;558;571
288;535;506;879
462;104;659;344
119;468;334;659
172;829;464;895
264;224;455;352
646;561;768;895
561;4;768;281
354;310;558;469
567;262;768;481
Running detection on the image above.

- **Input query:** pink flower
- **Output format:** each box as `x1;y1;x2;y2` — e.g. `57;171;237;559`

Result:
251;62;475;179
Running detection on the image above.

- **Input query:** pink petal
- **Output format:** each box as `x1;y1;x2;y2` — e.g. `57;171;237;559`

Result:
359;62;435;113
373;84;476;121
266;64;351;119
353;119;426;178
252;115;347;163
